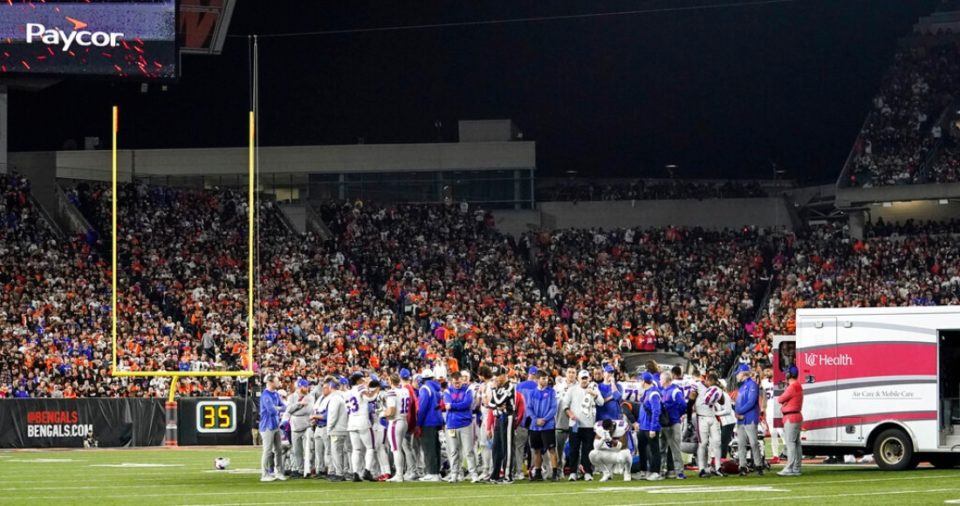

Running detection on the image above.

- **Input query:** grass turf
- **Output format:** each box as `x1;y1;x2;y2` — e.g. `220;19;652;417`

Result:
0;448;958;506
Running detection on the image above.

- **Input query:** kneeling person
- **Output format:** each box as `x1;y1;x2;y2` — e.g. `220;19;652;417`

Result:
589;418;632;482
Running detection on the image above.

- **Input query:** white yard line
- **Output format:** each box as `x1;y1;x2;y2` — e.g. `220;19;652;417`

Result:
173;486;960;506
12;472;960;501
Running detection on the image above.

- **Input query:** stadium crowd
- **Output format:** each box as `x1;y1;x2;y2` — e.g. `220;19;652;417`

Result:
3;177;960;402
538;179;768;202
848;35;960;187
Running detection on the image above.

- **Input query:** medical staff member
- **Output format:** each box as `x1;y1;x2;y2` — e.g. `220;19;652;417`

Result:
777;366;803;476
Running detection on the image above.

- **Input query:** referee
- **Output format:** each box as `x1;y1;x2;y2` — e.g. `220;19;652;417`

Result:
488;367;517;484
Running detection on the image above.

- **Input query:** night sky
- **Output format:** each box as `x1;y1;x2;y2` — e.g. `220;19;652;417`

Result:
7;0;941;183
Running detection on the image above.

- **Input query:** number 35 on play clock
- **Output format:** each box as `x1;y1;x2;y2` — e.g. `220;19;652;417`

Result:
197;400;236;433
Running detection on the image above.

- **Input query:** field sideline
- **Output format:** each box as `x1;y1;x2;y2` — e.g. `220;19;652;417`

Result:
1;448;959;506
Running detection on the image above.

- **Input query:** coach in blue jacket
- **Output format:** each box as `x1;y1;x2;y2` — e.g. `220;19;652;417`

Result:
526;370;559;481
734;364;764;475
638;372;664;480
259;373;287;482
443;372;478;482
417;369;443;481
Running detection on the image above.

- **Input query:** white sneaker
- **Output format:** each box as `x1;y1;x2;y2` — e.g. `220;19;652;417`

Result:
275;473;288;481
646;473;663;481
260;475;277;482
568;473;578;481
583;473;593;481
623;472;632;482
420;474;441;482
469;473;480;483
631;472;647;480
599;473;612;482
514;473;525;481
387;475;404;483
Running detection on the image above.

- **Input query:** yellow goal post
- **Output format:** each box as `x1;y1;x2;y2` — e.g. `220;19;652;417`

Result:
109;106;257;402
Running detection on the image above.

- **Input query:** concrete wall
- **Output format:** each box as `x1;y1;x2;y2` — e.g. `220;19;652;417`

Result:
13;141;535;180
836;182;960;207
864;199;960;224
537;198;794;230
491;210;541;237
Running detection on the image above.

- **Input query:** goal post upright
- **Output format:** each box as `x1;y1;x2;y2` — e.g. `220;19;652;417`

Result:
108;106;257;448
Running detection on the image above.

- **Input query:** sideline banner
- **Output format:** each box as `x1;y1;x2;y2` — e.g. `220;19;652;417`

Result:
0;398;165;448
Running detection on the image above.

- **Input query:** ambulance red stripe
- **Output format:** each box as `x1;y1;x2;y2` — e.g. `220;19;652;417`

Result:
802;410;937;431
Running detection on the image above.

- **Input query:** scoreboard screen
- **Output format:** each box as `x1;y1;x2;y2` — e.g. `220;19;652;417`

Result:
196;400;236;434
0;0;177;79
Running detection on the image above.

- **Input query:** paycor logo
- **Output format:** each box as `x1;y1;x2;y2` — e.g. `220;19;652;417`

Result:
25;17;124;52
804;353;854;367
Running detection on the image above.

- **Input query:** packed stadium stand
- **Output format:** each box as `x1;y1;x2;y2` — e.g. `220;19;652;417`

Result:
3;159;959;399
845;34;960;187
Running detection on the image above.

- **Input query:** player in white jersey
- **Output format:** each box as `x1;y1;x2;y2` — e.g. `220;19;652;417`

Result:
589;418;633;482
371;380;393;480
384;374;413;482
476;366;496;480
761;369;783;461
689;372;724;478
346;373;380;481
619;375;646;404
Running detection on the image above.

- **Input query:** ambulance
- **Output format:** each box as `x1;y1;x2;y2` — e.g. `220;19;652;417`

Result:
772;306;960;470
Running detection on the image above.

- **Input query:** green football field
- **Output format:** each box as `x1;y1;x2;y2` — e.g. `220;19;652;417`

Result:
1;448;959;506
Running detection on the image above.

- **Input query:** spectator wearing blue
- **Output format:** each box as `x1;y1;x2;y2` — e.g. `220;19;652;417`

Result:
597;364;623;421
526;370;559;481
259;373;288;482
734;364;764;476
513;365;539;480
660;371;686;479
416;369;443;481
638;372;664;481
442;371;478;483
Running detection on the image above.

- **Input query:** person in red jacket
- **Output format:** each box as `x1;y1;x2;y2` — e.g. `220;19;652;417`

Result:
776;366;803;476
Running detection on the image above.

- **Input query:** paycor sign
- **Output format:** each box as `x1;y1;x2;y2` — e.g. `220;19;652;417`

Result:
25;19;123;52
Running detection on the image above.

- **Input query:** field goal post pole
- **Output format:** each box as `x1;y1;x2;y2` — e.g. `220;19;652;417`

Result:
108;105;258;448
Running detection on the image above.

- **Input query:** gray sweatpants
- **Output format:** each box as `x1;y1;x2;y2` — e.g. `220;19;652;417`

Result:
448;426;478;478
328;433;349;476
291;429;308;473
513;426;529;477
313;427;329;474
261;429;284;478
783;422;802;473
662;422;684;473
556;429;570;471
737;423;763;470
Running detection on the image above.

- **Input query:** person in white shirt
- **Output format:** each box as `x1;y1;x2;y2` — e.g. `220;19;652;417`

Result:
716;379;737;459
761;369;783;461
476;367;496;480
325;378;350;481
562;369;603;481
309;377;336;478
689;372;724;478
590;418;633;482
285;378;315;477
554;368;578;474
371;378;393;480
384;374;412;483
346;373;380;482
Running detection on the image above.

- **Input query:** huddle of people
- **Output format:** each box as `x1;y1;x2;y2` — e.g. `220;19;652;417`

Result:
257;359;804;484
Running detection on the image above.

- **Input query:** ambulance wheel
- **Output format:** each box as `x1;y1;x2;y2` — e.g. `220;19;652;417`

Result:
929;455;960;469
874;429;914;471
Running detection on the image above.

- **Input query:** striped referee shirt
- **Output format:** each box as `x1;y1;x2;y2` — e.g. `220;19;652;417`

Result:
489;382;516;417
